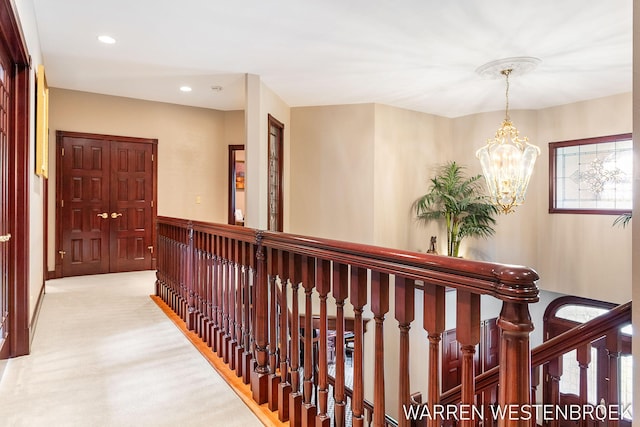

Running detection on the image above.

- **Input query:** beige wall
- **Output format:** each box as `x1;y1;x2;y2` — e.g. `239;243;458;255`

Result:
373;104;452;252
243;76;291;229
534;94;632;303
290;104;376;243
289;94;632;303
47;88;244;270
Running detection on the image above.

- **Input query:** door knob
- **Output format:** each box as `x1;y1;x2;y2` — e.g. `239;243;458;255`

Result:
97;212;109;219
111;212;123;219
0;233;11;243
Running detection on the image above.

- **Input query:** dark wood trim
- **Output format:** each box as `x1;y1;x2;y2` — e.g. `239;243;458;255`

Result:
151;142;158;269
55;130;158;276
156;216;541;425
267;114;284;232
549;133;633;214
228;144;244;225
0;0;31;358
43;163;50;278
440;301;631;405
0;0;29;65
10;61;31;357
55;130;159;145
29;281;46;345
55;132;63;277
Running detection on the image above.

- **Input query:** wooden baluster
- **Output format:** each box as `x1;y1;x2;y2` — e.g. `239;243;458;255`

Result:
547;357;562;427
350;266;368;427
301;256;317;427
606;330;621;427
249;242;257;360
182;228;188;319
268;247;280;411
395;277;414;427
180;231;186;318
498;300;534;427
315;259;331;427
186;223;196;330
218;236;227;358
177;228;184;317
530;366;540;427
175;231;183;317
251;232;269;404
577;343;591;427
175;232;181;313
193;231;200;336
212;235;221;353
197;232;205;339
289;254;303;427
423;283;445;427
456;290;480;427
228;238;238;370
219;237;229;362
332;263;349;427
206;234;215;348
241;241;253;384
235;239;245;377
278;250;292;422
371;271;389;427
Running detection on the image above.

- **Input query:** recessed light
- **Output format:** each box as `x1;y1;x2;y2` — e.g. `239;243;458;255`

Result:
98;35;116;44
179;86;192;92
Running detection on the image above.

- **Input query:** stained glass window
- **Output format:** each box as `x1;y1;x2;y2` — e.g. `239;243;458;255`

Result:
550;134;632;213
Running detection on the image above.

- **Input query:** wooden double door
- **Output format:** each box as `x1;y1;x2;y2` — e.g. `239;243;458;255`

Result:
57;131;157;277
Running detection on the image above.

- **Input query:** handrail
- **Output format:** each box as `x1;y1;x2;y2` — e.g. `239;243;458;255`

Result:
159;216;539;303
259;230;539;303
155;216;540;427
440;301;632;405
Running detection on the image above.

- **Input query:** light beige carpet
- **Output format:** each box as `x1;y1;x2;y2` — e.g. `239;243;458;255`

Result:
0;271;263;427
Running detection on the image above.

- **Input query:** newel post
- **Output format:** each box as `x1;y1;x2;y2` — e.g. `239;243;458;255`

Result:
496;267;539;427
251;230;269;404
186;221;196;330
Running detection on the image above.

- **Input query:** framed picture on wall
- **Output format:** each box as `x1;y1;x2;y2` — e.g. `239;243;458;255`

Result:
35;64;49;178
235;160;245;190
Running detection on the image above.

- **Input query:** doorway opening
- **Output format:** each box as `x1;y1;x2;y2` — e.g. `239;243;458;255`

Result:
228;144;245;226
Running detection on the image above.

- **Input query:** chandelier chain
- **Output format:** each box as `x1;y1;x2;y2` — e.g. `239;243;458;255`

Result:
501;69;512;121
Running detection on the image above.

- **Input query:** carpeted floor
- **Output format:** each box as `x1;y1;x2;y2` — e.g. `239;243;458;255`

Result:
0;271;263;427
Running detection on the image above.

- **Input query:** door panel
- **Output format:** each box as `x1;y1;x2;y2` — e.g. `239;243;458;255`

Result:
61;137;110;276
58;132;156;277
110;141;153;271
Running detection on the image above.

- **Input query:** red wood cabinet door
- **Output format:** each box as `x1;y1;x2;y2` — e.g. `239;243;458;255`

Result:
60;137;111;276
109;141;153;272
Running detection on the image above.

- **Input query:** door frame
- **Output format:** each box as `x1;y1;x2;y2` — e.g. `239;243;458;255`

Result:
228;144;244;225
54;131;158;278
0;0;30;358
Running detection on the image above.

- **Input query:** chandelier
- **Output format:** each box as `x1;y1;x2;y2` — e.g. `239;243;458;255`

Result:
476;58;541;214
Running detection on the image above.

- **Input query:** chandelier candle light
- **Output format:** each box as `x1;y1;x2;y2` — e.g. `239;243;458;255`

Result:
476;57;541;214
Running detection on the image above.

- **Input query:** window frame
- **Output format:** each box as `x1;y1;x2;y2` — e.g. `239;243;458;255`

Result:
548;133;633;215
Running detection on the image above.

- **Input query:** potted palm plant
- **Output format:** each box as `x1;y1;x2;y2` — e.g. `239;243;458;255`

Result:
413;161;498;257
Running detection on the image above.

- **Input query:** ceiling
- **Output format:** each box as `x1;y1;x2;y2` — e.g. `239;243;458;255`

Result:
31;0;632;118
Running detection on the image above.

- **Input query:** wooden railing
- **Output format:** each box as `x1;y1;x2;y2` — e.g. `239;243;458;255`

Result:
438;301;632;426
155;217;540;427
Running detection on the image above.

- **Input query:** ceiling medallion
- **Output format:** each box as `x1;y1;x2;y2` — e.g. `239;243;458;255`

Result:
475;57;541;79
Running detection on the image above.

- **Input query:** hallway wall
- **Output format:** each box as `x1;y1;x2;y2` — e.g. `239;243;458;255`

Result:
47;88;244;271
